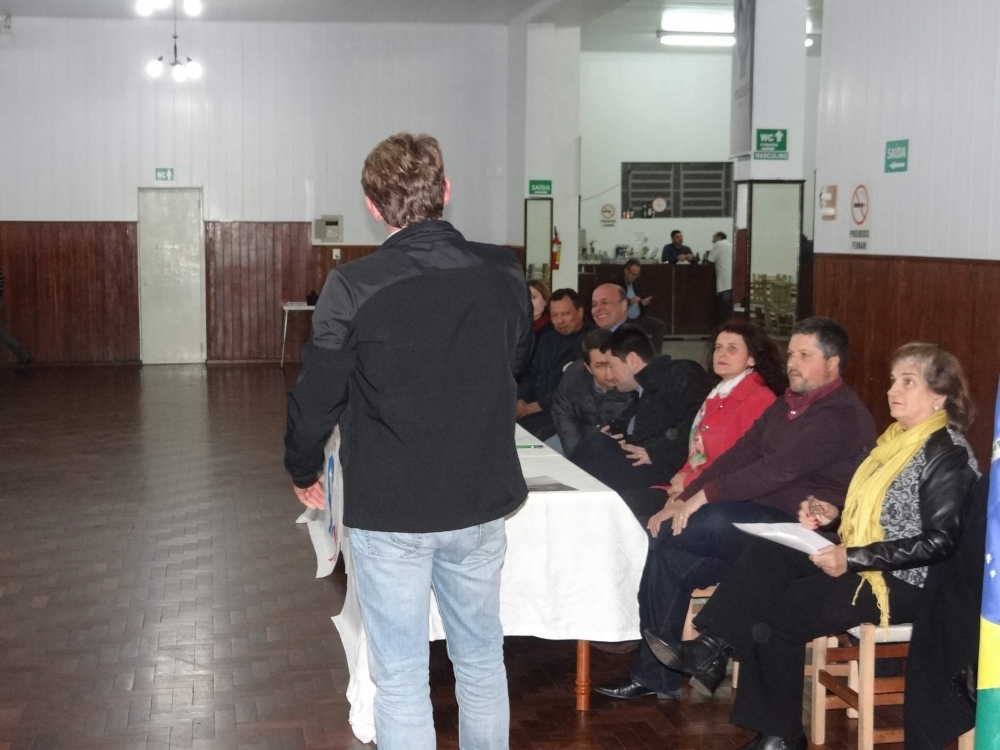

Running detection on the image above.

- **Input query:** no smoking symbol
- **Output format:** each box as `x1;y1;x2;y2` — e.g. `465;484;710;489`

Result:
601;204;615;220
851;185;869;225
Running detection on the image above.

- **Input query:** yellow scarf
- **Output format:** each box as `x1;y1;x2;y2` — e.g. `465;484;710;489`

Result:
838;410;948;628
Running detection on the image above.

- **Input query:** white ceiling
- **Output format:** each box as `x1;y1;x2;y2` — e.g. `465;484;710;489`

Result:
0;0;547;24
581;0;824;53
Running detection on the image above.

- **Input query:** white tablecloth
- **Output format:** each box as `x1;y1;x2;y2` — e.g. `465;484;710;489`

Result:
303;426;648;742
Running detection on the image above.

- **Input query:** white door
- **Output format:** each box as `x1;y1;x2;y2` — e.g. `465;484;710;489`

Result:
138;188;206;364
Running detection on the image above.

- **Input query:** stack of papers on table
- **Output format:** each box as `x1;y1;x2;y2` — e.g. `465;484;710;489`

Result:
733;523;832;554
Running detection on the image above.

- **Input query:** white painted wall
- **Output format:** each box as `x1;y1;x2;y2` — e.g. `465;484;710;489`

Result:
802;52;821;239
0;18;509;244
815;0;1000;260
524;24;580;288
580;51;734;259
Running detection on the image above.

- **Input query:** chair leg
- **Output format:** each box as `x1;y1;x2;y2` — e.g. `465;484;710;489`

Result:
847;657;860;719
958;729;975;750
682;597;697;641
810;636;828;746
858;624;876;750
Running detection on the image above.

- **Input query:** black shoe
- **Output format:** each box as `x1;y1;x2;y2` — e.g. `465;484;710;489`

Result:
737;734;763;750
689;645;732;697
745;734;806;750
643;628;732;676
593;677;680;700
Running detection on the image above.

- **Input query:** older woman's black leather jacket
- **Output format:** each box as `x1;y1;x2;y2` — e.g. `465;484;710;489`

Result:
845;427;977;573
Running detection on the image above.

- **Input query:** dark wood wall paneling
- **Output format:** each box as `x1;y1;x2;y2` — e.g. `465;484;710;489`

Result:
204;222;527;363
204;222;379;363
814;253;1000;466
0;222;140;364
0;216;522;367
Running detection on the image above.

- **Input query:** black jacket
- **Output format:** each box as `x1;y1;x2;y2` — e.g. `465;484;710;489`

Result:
630;356;710;472
551;359;638;457
846;427;977;573
517;321;593;410
904;473;987;750
608;271;647;317
284;220;533;533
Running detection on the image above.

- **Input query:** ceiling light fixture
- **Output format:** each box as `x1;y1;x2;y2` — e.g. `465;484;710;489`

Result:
806;19;813;34
183;0;203;17
145;0;203;81
137;0;202;17
805;38;814;47
661;8;735;34
658;32;735;48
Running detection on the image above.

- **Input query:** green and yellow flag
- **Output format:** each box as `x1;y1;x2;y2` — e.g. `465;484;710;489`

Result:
977;385;1000;750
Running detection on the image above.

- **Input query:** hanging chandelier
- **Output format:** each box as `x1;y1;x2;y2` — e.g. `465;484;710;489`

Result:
140;0;203;81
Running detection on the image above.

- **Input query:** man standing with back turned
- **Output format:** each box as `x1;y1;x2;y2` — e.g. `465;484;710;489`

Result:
285;133;533;749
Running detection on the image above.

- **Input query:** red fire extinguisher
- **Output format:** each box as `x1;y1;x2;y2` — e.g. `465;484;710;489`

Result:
551;227;562;271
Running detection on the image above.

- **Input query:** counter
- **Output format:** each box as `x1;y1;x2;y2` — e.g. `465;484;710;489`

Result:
578;262;718;337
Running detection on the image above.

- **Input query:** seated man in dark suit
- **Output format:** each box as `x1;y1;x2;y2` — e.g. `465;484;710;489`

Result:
551;328;638;457
609;259;666;353
594;317;877;703
517;288;593;444
572;326;709;491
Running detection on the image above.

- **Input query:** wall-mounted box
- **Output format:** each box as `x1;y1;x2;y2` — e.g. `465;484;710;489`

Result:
313;215;343;245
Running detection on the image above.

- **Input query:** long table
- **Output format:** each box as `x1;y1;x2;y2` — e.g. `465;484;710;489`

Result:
302;426;648;743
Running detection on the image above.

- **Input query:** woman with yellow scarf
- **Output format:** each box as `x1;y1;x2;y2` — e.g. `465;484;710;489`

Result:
642;343;979;750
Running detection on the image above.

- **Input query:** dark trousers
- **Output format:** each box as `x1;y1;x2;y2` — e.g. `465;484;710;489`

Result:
629;316;666;353
717;290;733;323
629;501;794;694
517;410;556;441
695;539;923;739
571;432;674;492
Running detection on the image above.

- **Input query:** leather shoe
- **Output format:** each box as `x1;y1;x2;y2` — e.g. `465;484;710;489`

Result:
593;677;680;700
739;733;806;750
689;645;732;697
643;628;732;676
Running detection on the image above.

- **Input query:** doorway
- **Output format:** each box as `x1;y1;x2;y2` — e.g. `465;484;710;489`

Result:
524;198;553;283
137;188;206;364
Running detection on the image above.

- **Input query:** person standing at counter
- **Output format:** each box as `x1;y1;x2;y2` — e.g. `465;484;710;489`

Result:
661;230;694;264
609;260;665;353
705;232;733;322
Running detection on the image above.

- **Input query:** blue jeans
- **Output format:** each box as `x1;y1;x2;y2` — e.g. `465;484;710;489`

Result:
630;501;794;694
350;519;509;750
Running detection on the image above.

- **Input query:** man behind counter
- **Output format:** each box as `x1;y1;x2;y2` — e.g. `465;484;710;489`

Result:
661;230;694;264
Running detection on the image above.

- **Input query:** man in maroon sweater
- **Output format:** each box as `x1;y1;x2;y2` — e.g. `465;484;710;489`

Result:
596;317;877;701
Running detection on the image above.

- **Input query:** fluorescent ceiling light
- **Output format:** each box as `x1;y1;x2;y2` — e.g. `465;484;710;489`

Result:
662;8;735;34
660;33;736;47
806;19;813;34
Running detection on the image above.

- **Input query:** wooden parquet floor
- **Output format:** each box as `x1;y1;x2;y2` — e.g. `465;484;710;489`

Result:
0;365;891;749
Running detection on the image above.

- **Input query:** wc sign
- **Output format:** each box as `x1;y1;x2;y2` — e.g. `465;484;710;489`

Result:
754;129;789;160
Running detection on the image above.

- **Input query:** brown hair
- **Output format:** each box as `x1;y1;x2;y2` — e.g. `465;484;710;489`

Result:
705;319;788;396
527;279;551;305
891;342;975;432
361;133;446;228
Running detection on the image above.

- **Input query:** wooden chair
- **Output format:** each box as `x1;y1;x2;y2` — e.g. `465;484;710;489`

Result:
810;623;975;750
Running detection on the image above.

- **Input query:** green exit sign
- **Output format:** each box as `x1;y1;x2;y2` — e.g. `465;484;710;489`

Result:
885;139;909;173
155;168;175;182
528;179;552;196
754;129;789;160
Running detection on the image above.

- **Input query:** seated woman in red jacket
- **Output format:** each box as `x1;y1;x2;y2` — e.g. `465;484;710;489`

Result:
621;320;786;524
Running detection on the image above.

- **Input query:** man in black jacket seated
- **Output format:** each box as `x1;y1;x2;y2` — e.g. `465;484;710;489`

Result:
572;326;709;492
552;328;638;457
517;288;592;443
608;260;666;353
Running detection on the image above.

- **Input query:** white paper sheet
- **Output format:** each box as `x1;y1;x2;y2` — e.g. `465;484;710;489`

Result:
733;522;833;555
